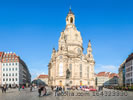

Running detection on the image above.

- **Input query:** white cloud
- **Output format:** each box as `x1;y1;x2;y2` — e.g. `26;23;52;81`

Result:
95;64;118;74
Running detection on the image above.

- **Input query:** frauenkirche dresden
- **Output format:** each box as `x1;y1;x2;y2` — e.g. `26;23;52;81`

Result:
48;8;95;87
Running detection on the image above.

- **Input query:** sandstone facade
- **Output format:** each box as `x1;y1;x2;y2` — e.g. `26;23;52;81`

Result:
48;9;95;87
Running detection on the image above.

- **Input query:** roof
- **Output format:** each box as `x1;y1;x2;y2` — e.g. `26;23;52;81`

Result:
0;52;3;57
38;75;48;78
96;72;109;77
126;53;133;63
2;52;19;63
96;72;118;78
109;73;119;78
0;52;3;61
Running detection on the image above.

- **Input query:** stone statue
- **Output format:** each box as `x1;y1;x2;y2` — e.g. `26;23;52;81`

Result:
66;69;70;79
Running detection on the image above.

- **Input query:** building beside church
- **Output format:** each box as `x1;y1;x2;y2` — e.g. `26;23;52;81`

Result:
125;53;133;86
96;72;118;87
96;72;110;86
118;53;133;86
118;60;126;86
48;9;95;87
0;52;31;87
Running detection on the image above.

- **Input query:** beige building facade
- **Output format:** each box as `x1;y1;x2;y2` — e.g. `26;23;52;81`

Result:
96;72;110;86
96;72;119;87
48;9;95;87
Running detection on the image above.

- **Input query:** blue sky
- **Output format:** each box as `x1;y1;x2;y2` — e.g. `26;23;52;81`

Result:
0;0;133;80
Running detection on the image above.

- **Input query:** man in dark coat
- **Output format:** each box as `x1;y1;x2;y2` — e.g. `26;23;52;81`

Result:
38;85;42;97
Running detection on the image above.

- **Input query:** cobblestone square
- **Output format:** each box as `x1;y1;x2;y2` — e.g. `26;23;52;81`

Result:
0;88;133;100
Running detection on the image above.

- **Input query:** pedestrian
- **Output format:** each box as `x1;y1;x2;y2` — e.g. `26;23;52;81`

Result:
1;85;4;93
55;86;58;96
98;86;100;91
43;86;47;96
51;86;53;91
101;86;103;91
63;86;65;91
38;85;42;97
62;86;65;93
30;85;32;92
3;85;7;93
57;86;59;92
22;85;24;89
18;85;21;91
59;86;62;92
9;84;11;88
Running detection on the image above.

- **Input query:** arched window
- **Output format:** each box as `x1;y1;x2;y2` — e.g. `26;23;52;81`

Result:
59;63;63;76
70;17;73;24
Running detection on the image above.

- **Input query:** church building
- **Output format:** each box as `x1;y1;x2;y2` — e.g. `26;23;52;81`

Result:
48;8;95;87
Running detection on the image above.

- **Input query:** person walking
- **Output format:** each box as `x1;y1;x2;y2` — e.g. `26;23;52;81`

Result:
38;85;42;97
22;85;25;89
43;86;47;96
59;86;62;93
30;85;32;92
3;85;7;93
62;86;65;93
55;86;58;96
18;85;21;91
1;85;4;93
51;86;53;91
